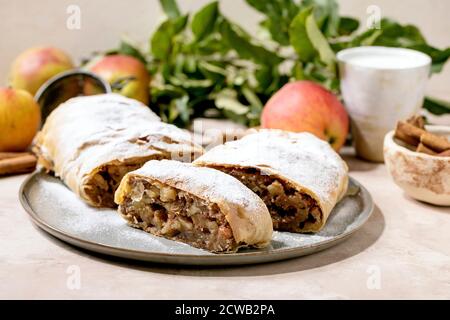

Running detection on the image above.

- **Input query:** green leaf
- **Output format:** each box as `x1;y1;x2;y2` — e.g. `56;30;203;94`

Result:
305;13;336;69
351;18;450;74
255;65;273;91
219;20;282;65
361;30;383;46
242;86;263;114
191;1;219;41
423;97;450;115
373;19;426;47
172;54;197;74
169;96;190;123
289;7;316;62
260;18;290;46
195;34;229;55
151;84;185;100
283;0;301;19
293;62;305;80
298;62;338;92
159;0;180;19
242;86;263;127
184;55;197;73
198;60;227;81
150;15;188;60
338;17;359;36
303;0;340;37
225;66;246;86
118;40;146;64
214;89;249;115
246;0;299;20
349;28;382;47
245;0;270;14
349;19;425;48
408;45;450;74
247;0;299;45
169;75;213;89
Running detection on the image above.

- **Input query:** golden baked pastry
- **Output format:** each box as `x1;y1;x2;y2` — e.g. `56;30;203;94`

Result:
33;94;204;208
115;160;273;253
194;130;349;233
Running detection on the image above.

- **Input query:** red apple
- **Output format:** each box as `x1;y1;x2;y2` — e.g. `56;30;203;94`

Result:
88;55;150;105
0;88;41;152
261;81;349;151
9;46;74;95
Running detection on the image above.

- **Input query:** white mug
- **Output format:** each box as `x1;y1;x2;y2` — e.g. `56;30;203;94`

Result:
337;46;431;162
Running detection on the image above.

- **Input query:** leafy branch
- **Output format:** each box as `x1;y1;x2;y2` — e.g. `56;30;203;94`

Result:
109;0;450;127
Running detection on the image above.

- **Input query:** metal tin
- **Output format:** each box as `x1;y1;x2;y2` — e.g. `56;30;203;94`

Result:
34;69;112;123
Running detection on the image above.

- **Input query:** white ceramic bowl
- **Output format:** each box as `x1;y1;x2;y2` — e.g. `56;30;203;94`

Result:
384;126;450;206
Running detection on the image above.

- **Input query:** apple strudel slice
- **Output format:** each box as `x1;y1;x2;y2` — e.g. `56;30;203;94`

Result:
194;130;349;233
115;160;273;253
33;94;204;208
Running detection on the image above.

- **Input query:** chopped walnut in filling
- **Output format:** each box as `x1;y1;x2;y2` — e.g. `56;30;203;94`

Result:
84;161;157;207
118;177;237;252
217;167;322;232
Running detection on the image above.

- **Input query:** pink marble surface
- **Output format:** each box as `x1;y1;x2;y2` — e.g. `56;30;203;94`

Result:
0;155;449;299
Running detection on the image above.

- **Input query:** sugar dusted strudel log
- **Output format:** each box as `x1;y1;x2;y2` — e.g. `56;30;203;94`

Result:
33;94;204;207
194;130;349;233
115;160;273;253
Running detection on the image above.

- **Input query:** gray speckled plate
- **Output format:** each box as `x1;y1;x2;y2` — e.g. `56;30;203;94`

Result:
20;172;373;266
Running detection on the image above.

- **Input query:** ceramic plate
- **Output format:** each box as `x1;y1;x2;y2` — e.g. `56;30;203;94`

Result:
20;172;373;266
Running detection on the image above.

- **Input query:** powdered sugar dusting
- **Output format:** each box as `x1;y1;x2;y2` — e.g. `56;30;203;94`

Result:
131;160;267;213
125;160;273;245
194;130;349;218
34;94;203;203
24;173;369;257
28;174;205;254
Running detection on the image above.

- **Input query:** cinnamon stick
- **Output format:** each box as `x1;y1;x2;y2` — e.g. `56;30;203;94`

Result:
394;128;420;146
416;143;438;155
394;115;450;158
406;114;425;129
438;149;450;157
420;132;450;153
0;152;30;161
394;121;426;146
0;154;37;176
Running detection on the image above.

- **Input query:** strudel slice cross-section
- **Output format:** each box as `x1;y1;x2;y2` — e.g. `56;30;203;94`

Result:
194;130;349;233
33;94;204;207
114;160;273;253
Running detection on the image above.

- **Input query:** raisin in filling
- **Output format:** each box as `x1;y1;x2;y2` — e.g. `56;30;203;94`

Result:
118;177;237;252
217;167;322;232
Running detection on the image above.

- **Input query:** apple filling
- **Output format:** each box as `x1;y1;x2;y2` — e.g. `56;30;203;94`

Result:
83;156;166;208
118;177;237;253
213;167;322;232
